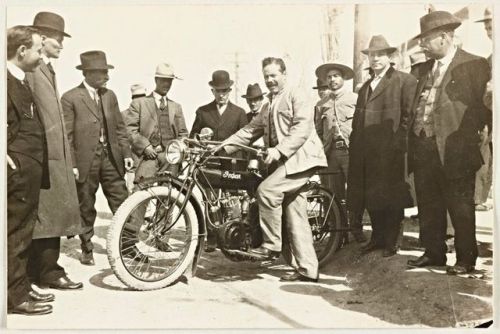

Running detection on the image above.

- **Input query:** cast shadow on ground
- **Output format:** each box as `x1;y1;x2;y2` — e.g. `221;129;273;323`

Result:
278;232;492;328
88;268;134;291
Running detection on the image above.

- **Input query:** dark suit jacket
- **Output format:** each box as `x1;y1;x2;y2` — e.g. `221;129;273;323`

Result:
190;100;248;141
408;48;490;179
7;70;50;189
347;66;417;212
61;83;132;183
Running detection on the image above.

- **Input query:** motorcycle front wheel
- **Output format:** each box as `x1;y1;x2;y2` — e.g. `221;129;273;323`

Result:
107;186;198;290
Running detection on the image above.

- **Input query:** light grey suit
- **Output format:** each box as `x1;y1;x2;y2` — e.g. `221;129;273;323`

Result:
225;85;327;278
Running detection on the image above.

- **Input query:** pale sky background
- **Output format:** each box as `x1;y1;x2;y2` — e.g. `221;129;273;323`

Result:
4;1;493;128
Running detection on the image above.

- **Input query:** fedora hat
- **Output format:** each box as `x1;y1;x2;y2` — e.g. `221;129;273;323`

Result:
209;70;234;89
32;11;71;37
76;51;114;70
362;35;397;55
130;84;146;96
155;63;181;79
241;83;265;99
315;63;354;82
414;11;461;39
475;6;492;23
312;78;328;89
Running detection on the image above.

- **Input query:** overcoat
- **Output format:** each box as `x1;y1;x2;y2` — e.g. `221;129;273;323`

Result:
408;48;490;179
26;62;83;238
61;83;132;183
347;66;417;212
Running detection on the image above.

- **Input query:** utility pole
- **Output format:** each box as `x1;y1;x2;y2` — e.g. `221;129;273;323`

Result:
352;4;370;90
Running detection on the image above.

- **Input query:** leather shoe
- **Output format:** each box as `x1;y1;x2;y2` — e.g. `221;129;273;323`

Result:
9;301;52;316
407;255;446;268
382;248;397;257
280;272;318;283
80;251;95;266
29;290;54;302
446;264;475;275
248;247;280;260
41;276;83;290
360;240;383;254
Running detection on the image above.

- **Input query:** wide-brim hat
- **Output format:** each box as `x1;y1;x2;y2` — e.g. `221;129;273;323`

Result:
32;11;71;37
312;78;328;89
475;6;492;23
241;83;265;98
315;63;354;82
413;11;462;40
76;51;114;70
155;63;181;79
130;84;146;96
362;35;397;55
209;70;234;89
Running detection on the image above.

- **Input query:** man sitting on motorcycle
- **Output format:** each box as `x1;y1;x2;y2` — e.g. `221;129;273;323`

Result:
220;57;327;282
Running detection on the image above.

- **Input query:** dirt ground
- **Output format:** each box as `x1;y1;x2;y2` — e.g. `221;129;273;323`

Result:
6;197;494;330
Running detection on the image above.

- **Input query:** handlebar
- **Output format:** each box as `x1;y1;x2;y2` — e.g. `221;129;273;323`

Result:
182;137;267;158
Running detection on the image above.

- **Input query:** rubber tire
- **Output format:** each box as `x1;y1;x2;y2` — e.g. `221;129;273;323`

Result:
107;186;198;290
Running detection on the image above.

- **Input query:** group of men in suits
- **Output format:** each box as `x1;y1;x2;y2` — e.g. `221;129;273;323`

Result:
314;10;491;275
6;8;492;315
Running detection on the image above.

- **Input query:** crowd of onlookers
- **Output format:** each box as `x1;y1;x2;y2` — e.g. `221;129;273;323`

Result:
6;7;492;315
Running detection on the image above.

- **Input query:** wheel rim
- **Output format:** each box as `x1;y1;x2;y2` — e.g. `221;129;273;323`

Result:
119;193;194;282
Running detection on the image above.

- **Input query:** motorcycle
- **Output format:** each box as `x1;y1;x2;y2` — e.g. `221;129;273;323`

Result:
106;128;345;290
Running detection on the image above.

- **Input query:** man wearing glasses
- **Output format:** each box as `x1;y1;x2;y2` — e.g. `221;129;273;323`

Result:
190;70;247;141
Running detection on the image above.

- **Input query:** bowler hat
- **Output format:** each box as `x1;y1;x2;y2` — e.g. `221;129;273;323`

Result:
312;78;328;89
32;11;71;37
475;6;492;23
361;35;397;55
241;83;265;98
413;11;461;39
76;51;114;70
209;70;234;89
315;63;354;82
155;63;181;79
130;84;146;96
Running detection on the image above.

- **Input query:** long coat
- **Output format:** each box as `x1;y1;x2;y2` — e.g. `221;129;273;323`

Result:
124;93;188;165
408;48;490;179
225;86;327;175
61;83;132;183
26;62;83;238
347;66;417;212
189;100;248;141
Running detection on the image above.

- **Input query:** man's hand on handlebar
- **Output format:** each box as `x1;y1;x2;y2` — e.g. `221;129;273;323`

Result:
263;147;282;165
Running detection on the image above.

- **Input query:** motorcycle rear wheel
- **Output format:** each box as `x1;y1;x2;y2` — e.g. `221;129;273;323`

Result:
306;186;343;267
107;186;198;290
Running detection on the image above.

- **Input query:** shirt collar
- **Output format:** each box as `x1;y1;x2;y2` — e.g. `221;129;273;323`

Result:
83;79;97;97
153;91;166;102
373;64;390;80
436;46;457;68
7;61;25;81
331;86;346;99
41;54;51;65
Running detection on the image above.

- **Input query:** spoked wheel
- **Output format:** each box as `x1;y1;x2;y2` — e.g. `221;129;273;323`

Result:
107;186;198;290
306;186;344;267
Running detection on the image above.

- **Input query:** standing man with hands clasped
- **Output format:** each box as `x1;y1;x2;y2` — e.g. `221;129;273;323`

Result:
222;57;328;282
62;51;133;266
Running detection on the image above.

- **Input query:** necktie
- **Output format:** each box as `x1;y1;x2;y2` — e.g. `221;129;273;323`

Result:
93;89;100;106
160;96;166;111
47;62;55;75
432;61;443;85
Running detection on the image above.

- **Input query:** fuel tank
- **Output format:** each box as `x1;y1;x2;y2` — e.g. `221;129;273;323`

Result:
197;168;262;190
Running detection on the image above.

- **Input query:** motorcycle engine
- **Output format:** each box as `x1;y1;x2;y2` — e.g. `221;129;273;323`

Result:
217;191;255;251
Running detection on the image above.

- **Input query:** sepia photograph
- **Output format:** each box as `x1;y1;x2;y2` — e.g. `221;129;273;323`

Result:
1;0;496;331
